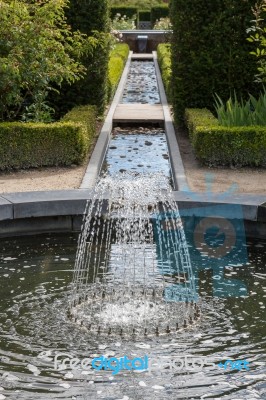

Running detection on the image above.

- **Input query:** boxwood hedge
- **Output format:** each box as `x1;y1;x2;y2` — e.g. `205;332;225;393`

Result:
0;106;97;170
108;44;130;101
157;44;172;101
185;108;266;167
151;5;169;25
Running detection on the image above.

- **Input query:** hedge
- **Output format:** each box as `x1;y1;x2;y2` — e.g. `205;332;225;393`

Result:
0;106;97;170
184;108;266;167
108;44;130;101
171;0;258;124
111;6;138;23
151;5;169;25
139;10;151;21
157;44;172;101
51;0;110;116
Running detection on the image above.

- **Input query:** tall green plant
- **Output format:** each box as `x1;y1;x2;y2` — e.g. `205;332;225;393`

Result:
214;90;266;126
171;0;258;124
53;0;110;115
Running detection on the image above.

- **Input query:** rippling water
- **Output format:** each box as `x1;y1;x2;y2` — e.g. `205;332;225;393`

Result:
0;234;265;399
122;61;160;104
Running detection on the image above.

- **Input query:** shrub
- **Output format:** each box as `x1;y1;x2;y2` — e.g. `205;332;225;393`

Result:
184;108;266;167
171;0;258;124
111;14;137;30
0;106;97;170
247;0;266;83
157;44;172;100
139;10;151;22
0;0;88;122
108;44;130;100
153;17;172;30
151;5;169;25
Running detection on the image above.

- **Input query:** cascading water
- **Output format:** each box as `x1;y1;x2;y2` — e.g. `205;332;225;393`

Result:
68;173;200;336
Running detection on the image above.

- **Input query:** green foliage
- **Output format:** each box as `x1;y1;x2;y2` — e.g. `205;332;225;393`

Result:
184;108;218;143
185;108;266;167
111;13;137;30
54;0;110;115
214;91;266;126
108;44;130;100
171;0;258;124
247;0;266;82
151;5;169;25
111;0;165;8
110;6;139;23
139;10;151;21
153;17;172;30
0;105;97;170
0;0;91;122
157;44;172;100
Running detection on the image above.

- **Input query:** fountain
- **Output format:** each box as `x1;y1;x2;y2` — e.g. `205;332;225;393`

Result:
0;55;265;399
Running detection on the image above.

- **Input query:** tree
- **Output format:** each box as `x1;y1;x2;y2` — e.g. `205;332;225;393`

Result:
0;0;97;121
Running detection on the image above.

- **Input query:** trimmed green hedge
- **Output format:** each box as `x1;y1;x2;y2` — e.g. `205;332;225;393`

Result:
157;44;172;101
52;0;110;116
151;5;169;25
0;106;97;170
139;10;151;21
184;108;266;167
171;0;258;124
108;44;130;101
111;6;138;23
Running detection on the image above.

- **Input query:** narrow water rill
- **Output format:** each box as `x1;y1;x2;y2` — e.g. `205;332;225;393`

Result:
68;56;199;336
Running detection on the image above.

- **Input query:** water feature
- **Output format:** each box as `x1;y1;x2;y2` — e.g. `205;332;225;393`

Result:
0;57;265;399
69;173;198;336
0;235;265;399
122;61;160;104
101;127;171;180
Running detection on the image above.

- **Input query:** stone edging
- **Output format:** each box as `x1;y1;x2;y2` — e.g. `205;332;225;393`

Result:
79;51;133;189
153;51;188;191
0;190;265;237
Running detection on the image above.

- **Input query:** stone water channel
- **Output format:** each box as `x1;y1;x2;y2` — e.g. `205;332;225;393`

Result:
0;56;265;399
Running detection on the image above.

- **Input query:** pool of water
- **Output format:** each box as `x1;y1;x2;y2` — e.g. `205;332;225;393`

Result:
0;234;265;399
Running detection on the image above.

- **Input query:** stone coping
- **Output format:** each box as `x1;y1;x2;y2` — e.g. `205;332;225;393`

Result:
0;190;265;223
119;30;172;34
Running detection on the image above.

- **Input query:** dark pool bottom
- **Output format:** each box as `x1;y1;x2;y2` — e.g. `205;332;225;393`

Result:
0;234;265;399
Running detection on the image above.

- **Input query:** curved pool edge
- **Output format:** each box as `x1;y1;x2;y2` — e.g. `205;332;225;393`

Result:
0;189;265;238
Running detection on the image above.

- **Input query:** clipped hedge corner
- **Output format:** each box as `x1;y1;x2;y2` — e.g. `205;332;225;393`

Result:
0;105;97;170
185;108;266;167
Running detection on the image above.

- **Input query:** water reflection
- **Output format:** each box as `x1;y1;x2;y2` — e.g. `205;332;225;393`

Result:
0;234;265;399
